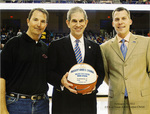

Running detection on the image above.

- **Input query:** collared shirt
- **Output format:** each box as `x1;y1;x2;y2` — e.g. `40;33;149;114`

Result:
117;32;131;48
70;33;85;62
1;33;48;95
60;33;85;91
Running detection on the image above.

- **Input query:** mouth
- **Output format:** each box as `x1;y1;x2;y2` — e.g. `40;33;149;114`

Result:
118;26;125;29
35;28;41;31
75;28;82;32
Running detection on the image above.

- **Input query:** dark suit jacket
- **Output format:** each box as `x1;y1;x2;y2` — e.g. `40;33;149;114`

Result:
47;35;105;114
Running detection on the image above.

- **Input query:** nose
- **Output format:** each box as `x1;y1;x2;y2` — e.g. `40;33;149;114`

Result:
118;19;123;24
37;21;41;26
76;21;81;26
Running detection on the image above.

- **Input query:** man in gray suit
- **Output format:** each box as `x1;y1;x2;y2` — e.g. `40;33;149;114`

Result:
101;7;150;114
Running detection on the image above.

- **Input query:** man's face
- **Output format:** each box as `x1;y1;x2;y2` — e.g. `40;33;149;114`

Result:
112;10;132;38
66;12;88;39
27;10;47;37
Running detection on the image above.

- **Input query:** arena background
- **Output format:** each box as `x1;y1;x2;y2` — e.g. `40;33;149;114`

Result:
0;3;150;97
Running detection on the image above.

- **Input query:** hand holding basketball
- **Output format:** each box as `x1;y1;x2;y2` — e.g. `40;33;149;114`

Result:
61;72;78;94
67;63;98;94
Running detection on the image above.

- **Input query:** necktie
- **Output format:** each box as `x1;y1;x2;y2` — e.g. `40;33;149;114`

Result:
120;39;128;97
120;39;127;59
74;40;82;64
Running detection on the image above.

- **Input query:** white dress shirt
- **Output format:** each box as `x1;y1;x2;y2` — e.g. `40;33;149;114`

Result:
70;33;85;62
60;33;85;91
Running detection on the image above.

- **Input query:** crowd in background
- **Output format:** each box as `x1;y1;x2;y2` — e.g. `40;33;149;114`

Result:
0;27;108;49
0;0;150;4
0;27;112;50
0;0;149;50
1;27;150;51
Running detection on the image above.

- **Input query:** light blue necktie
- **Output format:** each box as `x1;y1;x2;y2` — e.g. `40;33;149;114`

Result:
74;40;82;64
120;39;127;60
120;39;128;97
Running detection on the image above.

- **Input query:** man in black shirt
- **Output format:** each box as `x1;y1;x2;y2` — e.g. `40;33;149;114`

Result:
0;8;49;114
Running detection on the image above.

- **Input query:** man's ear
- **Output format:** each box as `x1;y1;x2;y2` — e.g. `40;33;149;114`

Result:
85;20;88;28
66;20;70;28
112;22;114;28
27;18;30;27
129;19;133;26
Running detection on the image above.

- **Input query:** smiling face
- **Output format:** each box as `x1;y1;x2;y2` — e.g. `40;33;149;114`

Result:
112;10;132;38
27;10;48;41
66;12;88;39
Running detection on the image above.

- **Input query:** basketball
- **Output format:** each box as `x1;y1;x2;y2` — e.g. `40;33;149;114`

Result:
67;63;97;94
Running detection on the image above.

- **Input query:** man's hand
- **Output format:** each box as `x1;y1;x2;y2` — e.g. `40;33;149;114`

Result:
82;86;96;95
61;72;78;94
82;75;98;95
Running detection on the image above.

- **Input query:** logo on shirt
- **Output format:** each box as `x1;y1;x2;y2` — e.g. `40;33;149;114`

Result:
42;54;48;59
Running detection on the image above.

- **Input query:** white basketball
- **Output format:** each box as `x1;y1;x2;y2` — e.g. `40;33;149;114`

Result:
67;63;97;94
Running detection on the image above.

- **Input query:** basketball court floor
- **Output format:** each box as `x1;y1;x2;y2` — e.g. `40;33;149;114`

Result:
49;97;108;114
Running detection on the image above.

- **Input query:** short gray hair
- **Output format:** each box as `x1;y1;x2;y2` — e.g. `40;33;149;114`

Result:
67;6;88;21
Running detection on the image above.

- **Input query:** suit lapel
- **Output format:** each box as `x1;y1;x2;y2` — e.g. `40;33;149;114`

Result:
125;33;138;61
110;36;124;61
62;35;77;64
84;38;88;62
83;38;92;63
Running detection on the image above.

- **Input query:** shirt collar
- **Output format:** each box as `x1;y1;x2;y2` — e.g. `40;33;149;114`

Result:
117;32;130;43
23;33;40;43
22;33;41;46
70;33;84;44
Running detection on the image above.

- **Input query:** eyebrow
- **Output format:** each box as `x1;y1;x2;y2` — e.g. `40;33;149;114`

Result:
71;19;84;21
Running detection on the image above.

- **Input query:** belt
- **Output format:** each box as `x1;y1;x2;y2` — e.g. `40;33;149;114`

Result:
7;92;46;100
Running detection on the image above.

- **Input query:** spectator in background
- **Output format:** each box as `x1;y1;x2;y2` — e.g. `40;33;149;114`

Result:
17;29;22;36
145;0;150;4
45;36;51;46
1;32;7;43
1;28;7;49
7;29;15;40
103;36;108;42
147;31;150;37
97;36;103;44
131;29;136;34
0;8;50;114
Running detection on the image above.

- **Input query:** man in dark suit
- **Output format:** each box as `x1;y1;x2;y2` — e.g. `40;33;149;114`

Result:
47;6;105;114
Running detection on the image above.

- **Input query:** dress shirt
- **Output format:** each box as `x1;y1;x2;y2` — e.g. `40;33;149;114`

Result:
117;32;131;48
70;33;85;62
60;34;85;91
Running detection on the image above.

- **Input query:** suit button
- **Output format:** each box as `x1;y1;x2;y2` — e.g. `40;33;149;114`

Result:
124;64;127;66
124;77;128;80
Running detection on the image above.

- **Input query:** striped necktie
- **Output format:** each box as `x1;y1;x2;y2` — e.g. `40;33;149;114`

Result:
120;39;128;97
74;40;82;64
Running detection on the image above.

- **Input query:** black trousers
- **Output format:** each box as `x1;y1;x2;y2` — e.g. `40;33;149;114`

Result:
52;89;97;114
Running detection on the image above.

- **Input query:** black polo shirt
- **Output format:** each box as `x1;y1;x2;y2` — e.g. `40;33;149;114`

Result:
1;33;48;95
